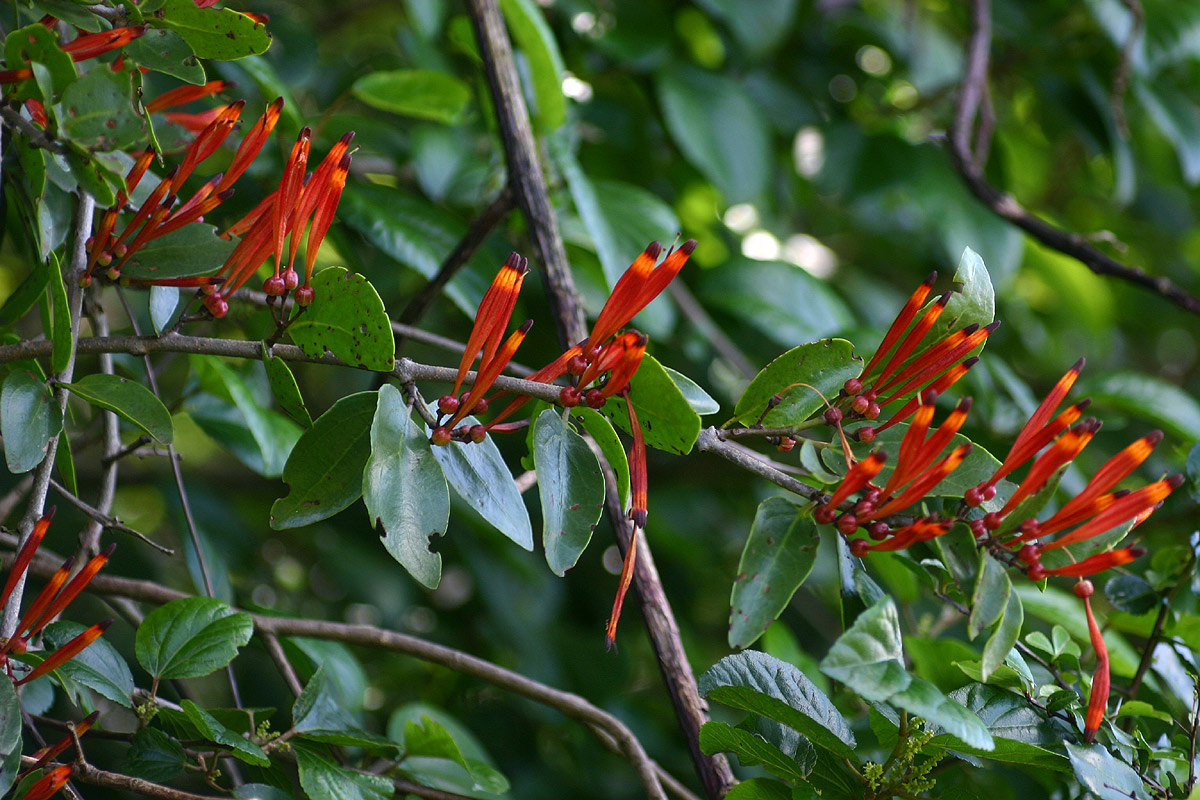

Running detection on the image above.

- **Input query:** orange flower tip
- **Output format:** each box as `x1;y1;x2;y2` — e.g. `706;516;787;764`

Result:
680;239;697;255
604;633;617;653
1071;356;1086;373
503;251;524;271
631;509;647;529
1145;430;1164;446
1167;473;1186;490
98;618;115;632
517;319;534;334
269;96;285;111
338;153;353;170
43;505;57;523
957;396;974;412
645;241;664;259
923;271;938;286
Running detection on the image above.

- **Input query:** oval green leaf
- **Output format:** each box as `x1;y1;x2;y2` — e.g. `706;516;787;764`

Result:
119;222;236;280
351;70;470;124
288;267;395;372
263;344;313;428
44;621;135;707
733;338;861;427
1;368;62;473
597;353;701;454
182;700;269;766
153;0;271;60
64;373;174;444
533;409;605;576
135;596;253;679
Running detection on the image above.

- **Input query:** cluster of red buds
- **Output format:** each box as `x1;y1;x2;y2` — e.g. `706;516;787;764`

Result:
807;277;1182;743
0;509;114;687
425;240;695;648
822;273;997;440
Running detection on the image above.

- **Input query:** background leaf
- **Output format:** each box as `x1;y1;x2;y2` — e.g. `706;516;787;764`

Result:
65;373;174;443
135;597;253;679
288;267;395;371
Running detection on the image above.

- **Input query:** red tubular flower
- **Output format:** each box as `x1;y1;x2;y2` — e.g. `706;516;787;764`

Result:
4;557;74;653
145;79;235;114
867;443;972;521
449;255;530;401
877;322;998;403
484;345;584;431
0;508;55;610
22;545;115;641
215;97;284;193
25;98;47;127
1036;476;1182;552
16;620;113;686
988;420;1100;524
440;320;534;434
24;711;99;775
595;332;648;402
863;291;953;397
20;764;75;800
60;26;146;60
299;151;352;288
1042;547;1144;578
860;516;952;552
1073;580;1109;743
870;357;980;438
174;101;244;187
815;452;888;522
126;275;226;288
273;127;312;277
857;272;936;380
606;390;647;651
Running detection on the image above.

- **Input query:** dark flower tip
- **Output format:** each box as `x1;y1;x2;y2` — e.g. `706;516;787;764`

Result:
517;319;534;334
680;239;697;255
1167;474;1186;489
44;505;57;522
1146;430;1164;445
101;543;117;557
645;241;663;258
923;271;938;285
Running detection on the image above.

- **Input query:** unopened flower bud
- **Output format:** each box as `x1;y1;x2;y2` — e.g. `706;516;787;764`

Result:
264;275;286;296
964;487;984;507
469;425;487;443
585;389;605;409
1073;579;1094;598
851;395;870;415
567;355;588;375
814;504;837;525
843;377;862;396
430;427;452;446
560;386;581;407
1027;563;1047;581
824;407;843;425
295;285;315;306
438;395;459;415
282;268;299;290
857;426;876;443
849;538;870;557
776;436;796;453
868;521;890;540
836;513;859;535
1018;544;1040;565
865;402;881;419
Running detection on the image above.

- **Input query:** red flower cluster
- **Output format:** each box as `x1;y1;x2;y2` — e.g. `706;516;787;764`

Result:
0;509;114;687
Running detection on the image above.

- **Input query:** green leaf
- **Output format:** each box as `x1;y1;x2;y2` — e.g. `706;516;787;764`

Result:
657;66;770;202
234;785;294;800
47;255;71;374
431;415;534;551
500;0;566;130
271;392;377;529
728;498;821;650
64;373;174;444
981;589;1023;682
1116;700;1175;723
533;410;605;576
135;597;253;679
853;424;1002;499
387;704;507;796
63;145;119;207
968;553;1011;640
363;385;448;589
293;665;391;749
124;728;186;783
149;286;180;335
930;685;1071;770
733;339;861;427
181;700;269;766
700;650;855;758
1104;574;1158;615
723;778;793;800
597;353;701;454
288;267;395;371
192;356;301;477
0;266;51;327
0;678;20;797
296;745;392;800
1;368;62;473
664;366;720;416
1081;370;1200;440
698;259;853;348
889;676;993;750
570;407;629;508
4;25;76;104
926;247;996;346
1187;442;1200;503
1014;584;1140;676
1066;743;1151;800
126;27;205;84
819;598;909;701
351;70;471;123
402;715;510;794
119;222;236;280
60;67;146;152
43;621;135;707
262;344;312;428
699;721;811;785
695;0;797;57
152;0;271;60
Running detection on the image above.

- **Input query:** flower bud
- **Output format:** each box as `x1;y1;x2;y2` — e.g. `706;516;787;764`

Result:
263;275;286;296
438;395;459;415
430;427;452;446
836;513;859;535
282;268;299;290
295;285;315;306
560;386;581;407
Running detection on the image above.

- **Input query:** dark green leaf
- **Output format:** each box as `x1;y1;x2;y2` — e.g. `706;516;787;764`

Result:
60;67;146;151
929;685;1071;770
1066;743;1151;800
1186;442;1200;503
289;267;395;371
234;785;294;800
292;666;396;753
153;0;271;60
387;704;507;796
664;366;720;416
271;391;377;529
699;259;852;348
981;589;1023;682
0;266;50;327
597;353;701;454
182;700;269;766
968;553;1011;640
135;596;253;679
1104;574;1158;615
819;598;909;701
570;408;629;508
351;70;470;123
401;715;510;794
695;0;797;57
500;0;566;130
932;523;978;589
262;344;312;428
889;676;993;750
700;650;855;758
63;145;119;207
64;373;174;444
124;728;185;783
120;223;236;280
295;745;392;800
728;498;821;649
149;286;180;335
733;339;861;427
4;25;76;103
363;385;448;589
2;368;62;473
1115;700;1175;723
43;621;134;707
699;721;811;785
47;255;70;374
431;415;534;550
1081;370;1200;440
126;27;205;84
723;778;793;800
533;410;605;576
657;66;770;202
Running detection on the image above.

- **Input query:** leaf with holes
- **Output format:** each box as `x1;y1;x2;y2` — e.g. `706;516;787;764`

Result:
289;267;395;371
597;353;701;454
60;66;146;151
152;0;271;60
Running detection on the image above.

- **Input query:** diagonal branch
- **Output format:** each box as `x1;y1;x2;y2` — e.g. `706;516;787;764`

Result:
948;0;1200;316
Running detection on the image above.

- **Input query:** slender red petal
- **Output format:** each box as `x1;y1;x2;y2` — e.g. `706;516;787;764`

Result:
86;209;119;276
605;527;638;652
870;444;972;519
273;128;311;275
126;275;226;288
627;390;648;529
868;292;953;393
860;273;937;379
1007;359;1085;460
301;152;351;283
23;545;114;639
0;508;55;611
587;242;662;352
452;255;530;398
879;322;998;402
1043;547;1144;578
484;345;580;429
986;399;1091;488
174;102;244;189
998;422;1099;518
16;620;113;686
122;149;156;200
916;397;972;469
145;79;235;114
1041;477;1181;552
448;320;533;426
113;167;178;250
61;26;146;60
1039;431;1162;534
11;558;74;645
827;451;888;508
221;188;277;240
24;711;99;774
874;357;979;435
600;332;648;399
866;517;952;551
881;400;937;497
0;68;33;84
1081;595;1109;742
215;97;284;194
20;764;75;800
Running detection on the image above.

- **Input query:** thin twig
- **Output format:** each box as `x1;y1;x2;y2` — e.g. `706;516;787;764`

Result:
696;427;823;502
1125;547;1197;703
395;186;516;336
261;631;304;698
49;479;174;555
948;0;1200;316
101;435;155;465
667;280;756;379
79;300;121;556
1110;0;1144;138
0;105;68;154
